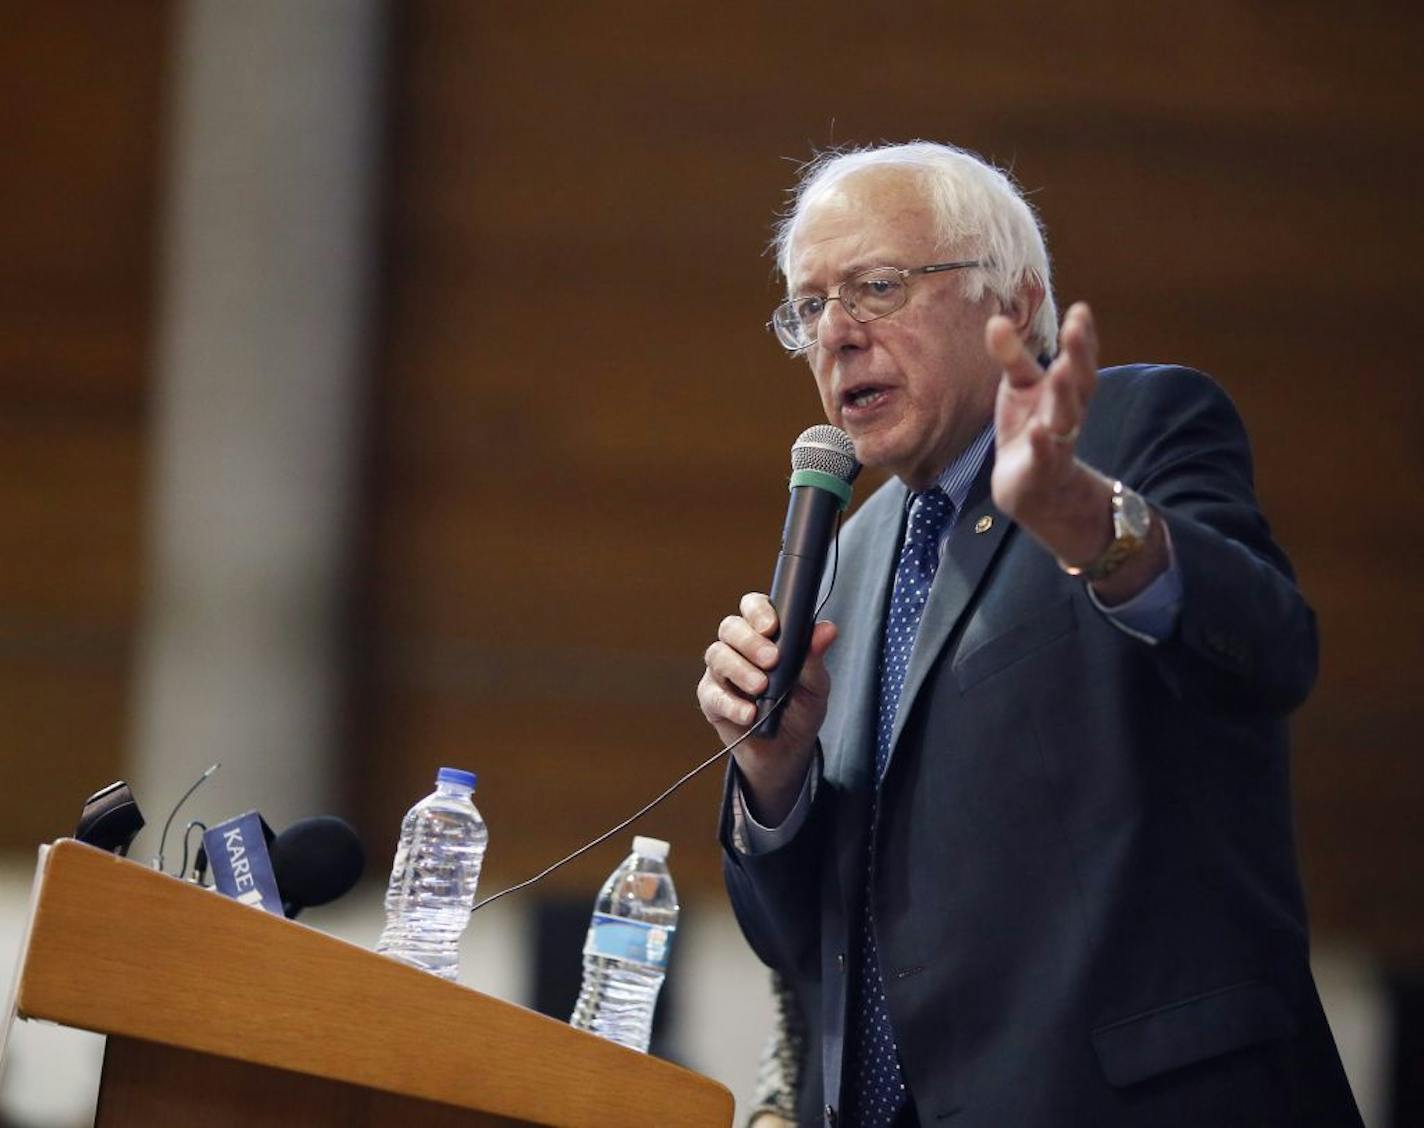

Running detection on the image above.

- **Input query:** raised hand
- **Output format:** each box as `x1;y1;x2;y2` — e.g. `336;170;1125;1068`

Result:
986;300;1100;534
985;301;1171;602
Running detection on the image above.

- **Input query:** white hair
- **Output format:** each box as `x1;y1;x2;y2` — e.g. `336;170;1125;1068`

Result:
774;141;1060;357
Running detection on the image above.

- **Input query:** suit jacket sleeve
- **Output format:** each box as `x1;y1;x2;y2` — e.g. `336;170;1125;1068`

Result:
720;753;830;981
1109;365;1317;716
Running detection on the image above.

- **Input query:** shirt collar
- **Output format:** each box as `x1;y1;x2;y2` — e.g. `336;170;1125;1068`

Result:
928;423;994;512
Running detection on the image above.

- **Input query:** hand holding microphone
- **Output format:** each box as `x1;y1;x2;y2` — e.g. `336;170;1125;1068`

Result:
700;594;839;824
697;425;859;825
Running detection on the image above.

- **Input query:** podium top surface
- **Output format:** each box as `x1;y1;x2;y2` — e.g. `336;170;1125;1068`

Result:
16;840;733;1128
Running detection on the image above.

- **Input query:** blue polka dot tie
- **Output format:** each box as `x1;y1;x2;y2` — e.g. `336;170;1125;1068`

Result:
850;487;954;1128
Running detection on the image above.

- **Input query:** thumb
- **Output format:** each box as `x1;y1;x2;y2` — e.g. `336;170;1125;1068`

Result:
799;620;839;696
807;618;838;659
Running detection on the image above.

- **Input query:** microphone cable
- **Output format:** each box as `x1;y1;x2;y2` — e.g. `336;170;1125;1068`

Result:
180;820;209;884
471;513;842;914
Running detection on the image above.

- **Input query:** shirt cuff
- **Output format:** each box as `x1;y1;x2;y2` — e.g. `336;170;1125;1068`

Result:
733;760;817;855
1088;522;1182;644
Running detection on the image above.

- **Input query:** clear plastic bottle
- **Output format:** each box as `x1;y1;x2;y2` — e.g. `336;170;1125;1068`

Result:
376;767;487;980
569;835;679;1053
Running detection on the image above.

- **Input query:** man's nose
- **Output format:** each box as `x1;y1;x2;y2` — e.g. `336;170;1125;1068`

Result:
816;295;865;350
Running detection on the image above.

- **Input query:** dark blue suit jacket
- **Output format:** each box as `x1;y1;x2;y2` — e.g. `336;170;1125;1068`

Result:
722;366;1361;1126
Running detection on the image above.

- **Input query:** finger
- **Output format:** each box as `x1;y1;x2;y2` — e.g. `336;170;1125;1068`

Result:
697;670;757;728
796;620;839;699
1042;361;1081;438
986;314;1044;389
1062;301;1098;359
1059;303;1098;400
1057;304;1098;403
714;683;757;728
739;592;778;637
1018;363;1080;456
704;638;770;696
806;618;838;661
718;613;779;669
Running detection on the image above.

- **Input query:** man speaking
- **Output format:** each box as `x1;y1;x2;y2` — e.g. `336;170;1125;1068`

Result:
698;142;1361;1127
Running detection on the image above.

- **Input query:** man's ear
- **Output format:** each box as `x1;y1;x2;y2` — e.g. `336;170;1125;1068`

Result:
1001;275;1045;337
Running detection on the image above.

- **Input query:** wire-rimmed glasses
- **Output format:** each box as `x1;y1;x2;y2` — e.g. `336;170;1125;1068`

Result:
769;260;983;352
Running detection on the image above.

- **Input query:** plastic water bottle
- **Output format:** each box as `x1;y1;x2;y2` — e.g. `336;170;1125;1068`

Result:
376;767;487;980
569;835;679;1053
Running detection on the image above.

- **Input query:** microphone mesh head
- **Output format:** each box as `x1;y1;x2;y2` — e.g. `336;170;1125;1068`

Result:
791;425;861;483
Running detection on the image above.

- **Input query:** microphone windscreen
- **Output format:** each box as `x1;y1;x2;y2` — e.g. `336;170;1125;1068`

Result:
269;816;365;916
790;424;860;483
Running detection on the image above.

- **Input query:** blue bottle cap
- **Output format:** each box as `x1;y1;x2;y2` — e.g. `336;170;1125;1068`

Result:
437;766;476;790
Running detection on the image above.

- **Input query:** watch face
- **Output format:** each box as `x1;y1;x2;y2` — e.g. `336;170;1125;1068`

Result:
1115;487;1151;540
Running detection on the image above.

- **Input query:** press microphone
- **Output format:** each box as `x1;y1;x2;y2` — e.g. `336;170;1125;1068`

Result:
755;425;860;737
268;816;364;919
73;781;145;856
201;813;364;919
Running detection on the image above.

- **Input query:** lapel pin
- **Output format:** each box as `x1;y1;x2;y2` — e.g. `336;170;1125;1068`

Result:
974;515;994;534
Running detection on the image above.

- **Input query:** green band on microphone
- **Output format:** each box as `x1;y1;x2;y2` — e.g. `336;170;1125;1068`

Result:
789;468;853;510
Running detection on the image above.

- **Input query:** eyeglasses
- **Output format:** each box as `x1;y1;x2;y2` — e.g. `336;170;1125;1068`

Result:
769;260;983;353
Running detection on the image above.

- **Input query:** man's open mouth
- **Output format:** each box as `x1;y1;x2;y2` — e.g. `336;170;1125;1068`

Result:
844;384;889;409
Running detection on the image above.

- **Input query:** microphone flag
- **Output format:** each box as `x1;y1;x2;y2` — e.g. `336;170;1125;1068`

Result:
203;812;283;916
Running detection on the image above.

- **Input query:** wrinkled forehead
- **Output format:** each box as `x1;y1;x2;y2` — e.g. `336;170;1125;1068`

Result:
785;167;946;292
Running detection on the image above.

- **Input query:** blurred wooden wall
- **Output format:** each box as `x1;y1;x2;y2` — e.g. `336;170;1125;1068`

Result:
360;1;1423;961
0;3;170;849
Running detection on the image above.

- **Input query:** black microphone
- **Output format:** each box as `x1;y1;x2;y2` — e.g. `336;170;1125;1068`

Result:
268;816;365;919
755;425;861;737
73;781;145;856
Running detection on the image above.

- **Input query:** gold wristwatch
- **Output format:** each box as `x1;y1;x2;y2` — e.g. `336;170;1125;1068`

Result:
1059;480;1151;582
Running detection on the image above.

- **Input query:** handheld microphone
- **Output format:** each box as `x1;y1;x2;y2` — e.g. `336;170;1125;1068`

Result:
268;816;364;918
755;425;860;737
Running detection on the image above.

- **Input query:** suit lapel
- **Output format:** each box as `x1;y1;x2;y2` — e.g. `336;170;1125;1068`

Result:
823;479;906;795
886;458;1013;763
824;480;906;922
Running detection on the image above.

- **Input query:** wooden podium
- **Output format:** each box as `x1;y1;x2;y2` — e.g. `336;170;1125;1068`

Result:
8;840;734;1126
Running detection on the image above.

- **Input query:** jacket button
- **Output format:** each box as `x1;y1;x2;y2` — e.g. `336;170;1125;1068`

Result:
836;952;846;971
824;1104;837;1126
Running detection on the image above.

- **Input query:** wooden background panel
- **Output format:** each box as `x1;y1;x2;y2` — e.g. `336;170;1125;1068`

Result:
0;3;167;409
0;422;146;620
0;2;170;850
363;2;1423;957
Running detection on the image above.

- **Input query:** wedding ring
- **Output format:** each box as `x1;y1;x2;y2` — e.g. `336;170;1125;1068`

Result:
1048;424;1080;445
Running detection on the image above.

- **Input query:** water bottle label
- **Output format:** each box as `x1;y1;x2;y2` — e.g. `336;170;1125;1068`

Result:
584;912;672;969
